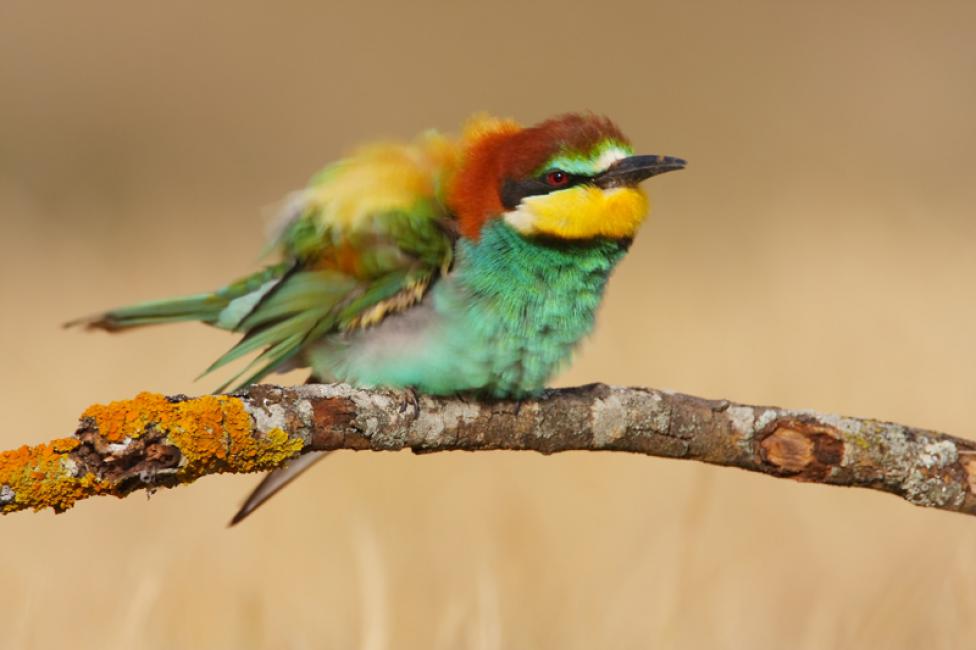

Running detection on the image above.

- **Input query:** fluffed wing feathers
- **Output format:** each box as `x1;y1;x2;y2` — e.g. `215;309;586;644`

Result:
72;131;457;393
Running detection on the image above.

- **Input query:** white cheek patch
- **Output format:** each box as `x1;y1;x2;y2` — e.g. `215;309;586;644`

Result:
503;205;538;234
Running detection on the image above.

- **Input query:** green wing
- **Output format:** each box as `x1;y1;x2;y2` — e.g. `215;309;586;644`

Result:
75;133;457;391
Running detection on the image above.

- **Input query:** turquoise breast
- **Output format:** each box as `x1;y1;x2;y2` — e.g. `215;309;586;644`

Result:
440;221;628;396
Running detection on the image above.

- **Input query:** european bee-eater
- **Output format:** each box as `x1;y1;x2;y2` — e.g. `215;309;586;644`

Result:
71;112;685;522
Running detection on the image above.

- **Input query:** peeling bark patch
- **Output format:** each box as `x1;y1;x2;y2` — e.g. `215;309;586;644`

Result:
758;419;844;480
309;399;359;449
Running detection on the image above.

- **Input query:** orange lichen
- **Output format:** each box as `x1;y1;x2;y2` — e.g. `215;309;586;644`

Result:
84;392;304;479
0;439;110;513
160;394;304;478
2;392;305;514
82;391;176;442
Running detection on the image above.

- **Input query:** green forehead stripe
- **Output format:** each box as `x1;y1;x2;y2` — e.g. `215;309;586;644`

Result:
536;141;634;176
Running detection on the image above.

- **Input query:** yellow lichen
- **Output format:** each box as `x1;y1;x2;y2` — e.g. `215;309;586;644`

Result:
842;428;872;451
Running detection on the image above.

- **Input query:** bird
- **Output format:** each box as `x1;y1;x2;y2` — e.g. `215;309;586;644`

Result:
69;112;685;524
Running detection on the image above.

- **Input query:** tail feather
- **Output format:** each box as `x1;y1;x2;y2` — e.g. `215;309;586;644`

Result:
228;451;331;526
65;293;227;332
65;263;291;333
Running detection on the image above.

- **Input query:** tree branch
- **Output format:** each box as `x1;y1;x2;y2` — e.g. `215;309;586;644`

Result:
2;383;975;517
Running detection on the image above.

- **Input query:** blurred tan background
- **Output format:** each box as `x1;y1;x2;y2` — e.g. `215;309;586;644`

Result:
2;0;976;648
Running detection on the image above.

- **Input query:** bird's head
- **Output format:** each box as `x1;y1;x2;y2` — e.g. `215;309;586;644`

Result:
448;113;684;241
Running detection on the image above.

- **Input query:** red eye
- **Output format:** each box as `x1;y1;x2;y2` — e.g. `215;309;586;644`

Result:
545;170;570;187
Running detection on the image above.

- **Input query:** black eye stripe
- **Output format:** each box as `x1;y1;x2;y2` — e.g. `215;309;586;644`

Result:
499;173;588;210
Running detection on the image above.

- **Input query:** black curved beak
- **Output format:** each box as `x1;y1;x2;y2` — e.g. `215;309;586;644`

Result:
595;155;686;188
